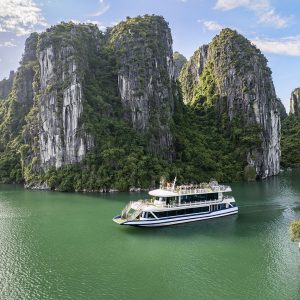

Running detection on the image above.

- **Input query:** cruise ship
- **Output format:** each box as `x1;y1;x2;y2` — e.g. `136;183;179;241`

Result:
113;179;238;227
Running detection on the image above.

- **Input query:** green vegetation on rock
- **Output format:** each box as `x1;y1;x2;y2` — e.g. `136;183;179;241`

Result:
0;33;38;184
172;96;262;182
173;51;187;79
281;115;300;168
290;219;300;242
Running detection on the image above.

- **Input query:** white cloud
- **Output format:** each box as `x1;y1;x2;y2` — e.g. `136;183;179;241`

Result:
215;0;268;11
214;0;289;28
0;40;16;47
198;20;225;31
89;0;110;17
0;0;47;36
257;9;288;28
252;35;300;56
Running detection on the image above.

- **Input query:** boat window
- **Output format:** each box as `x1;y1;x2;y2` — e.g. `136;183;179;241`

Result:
194;206;209;213
181;193;218;203
177;209;186;215
208;193;218;200
218;204;226;210
184;208;192;215
230;202;236;207
152;207;210;218
168;210;177;217
211;204;217;212
155;211;168;218
147;212;155;218
179;206;209;215
143;212;148;218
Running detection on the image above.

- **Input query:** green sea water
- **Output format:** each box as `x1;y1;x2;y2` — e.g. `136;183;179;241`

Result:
0;170;300;300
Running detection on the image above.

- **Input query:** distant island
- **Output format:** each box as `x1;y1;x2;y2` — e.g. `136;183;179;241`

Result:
0;14;299;192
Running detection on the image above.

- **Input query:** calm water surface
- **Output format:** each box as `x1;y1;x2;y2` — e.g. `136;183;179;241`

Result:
0;170;300;300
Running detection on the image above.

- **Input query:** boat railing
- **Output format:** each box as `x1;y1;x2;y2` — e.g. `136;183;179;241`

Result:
121;200;147;220
121;201;133;219
161;184;231;194
129;209;143;220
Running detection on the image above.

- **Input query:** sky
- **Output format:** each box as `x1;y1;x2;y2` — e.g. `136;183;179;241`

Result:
0;0;300;112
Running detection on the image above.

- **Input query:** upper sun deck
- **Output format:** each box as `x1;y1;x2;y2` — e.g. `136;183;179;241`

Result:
149;181;231;198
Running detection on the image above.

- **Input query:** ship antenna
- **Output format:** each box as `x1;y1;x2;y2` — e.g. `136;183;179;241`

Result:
172;176;177;191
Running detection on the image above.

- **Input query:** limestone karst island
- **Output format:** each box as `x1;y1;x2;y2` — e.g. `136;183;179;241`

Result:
0;17;291;191
0;1;299;299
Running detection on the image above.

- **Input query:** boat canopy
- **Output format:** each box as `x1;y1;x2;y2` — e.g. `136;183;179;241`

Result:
148;189;179;197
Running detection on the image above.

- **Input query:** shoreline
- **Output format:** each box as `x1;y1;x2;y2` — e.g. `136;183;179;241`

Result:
1;167;297;193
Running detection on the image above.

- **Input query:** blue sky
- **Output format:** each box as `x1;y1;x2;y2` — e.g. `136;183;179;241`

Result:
0;0;299;111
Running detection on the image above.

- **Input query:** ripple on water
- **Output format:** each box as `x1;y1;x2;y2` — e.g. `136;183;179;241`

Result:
1;171;300;299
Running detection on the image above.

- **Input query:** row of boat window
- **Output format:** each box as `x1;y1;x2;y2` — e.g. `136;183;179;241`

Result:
143;206;209;218
143;204;229;219
180;193;219;202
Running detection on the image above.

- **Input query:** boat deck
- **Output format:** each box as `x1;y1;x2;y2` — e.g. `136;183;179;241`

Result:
112;215;126;224
131;196;234;211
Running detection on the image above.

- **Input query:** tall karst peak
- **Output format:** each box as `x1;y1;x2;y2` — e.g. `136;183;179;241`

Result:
179;27;280;179
108;15;176;159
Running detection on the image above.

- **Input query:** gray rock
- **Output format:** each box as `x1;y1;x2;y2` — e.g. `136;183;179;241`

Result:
0;71;15;100
38;28;94;169
109;15;176;159
290;88;300;115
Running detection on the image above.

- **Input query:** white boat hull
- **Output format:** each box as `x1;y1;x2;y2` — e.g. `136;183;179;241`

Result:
113;207;238;227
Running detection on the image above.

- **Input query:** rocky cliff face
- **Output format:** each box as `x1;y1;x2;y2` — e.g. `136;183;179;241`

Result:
281;93;300;168
290;88;300;115
276;98;287;119
108;15;176;159
0;71;15;100
179;45;208;104
0;33;38;143
179;29;280;178
173;51;187;79
14;33;38;117
36;24;96;169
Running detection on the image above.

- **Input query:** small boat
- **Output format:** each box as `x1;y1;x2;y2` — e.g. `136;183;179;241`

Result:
113;179;238;227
